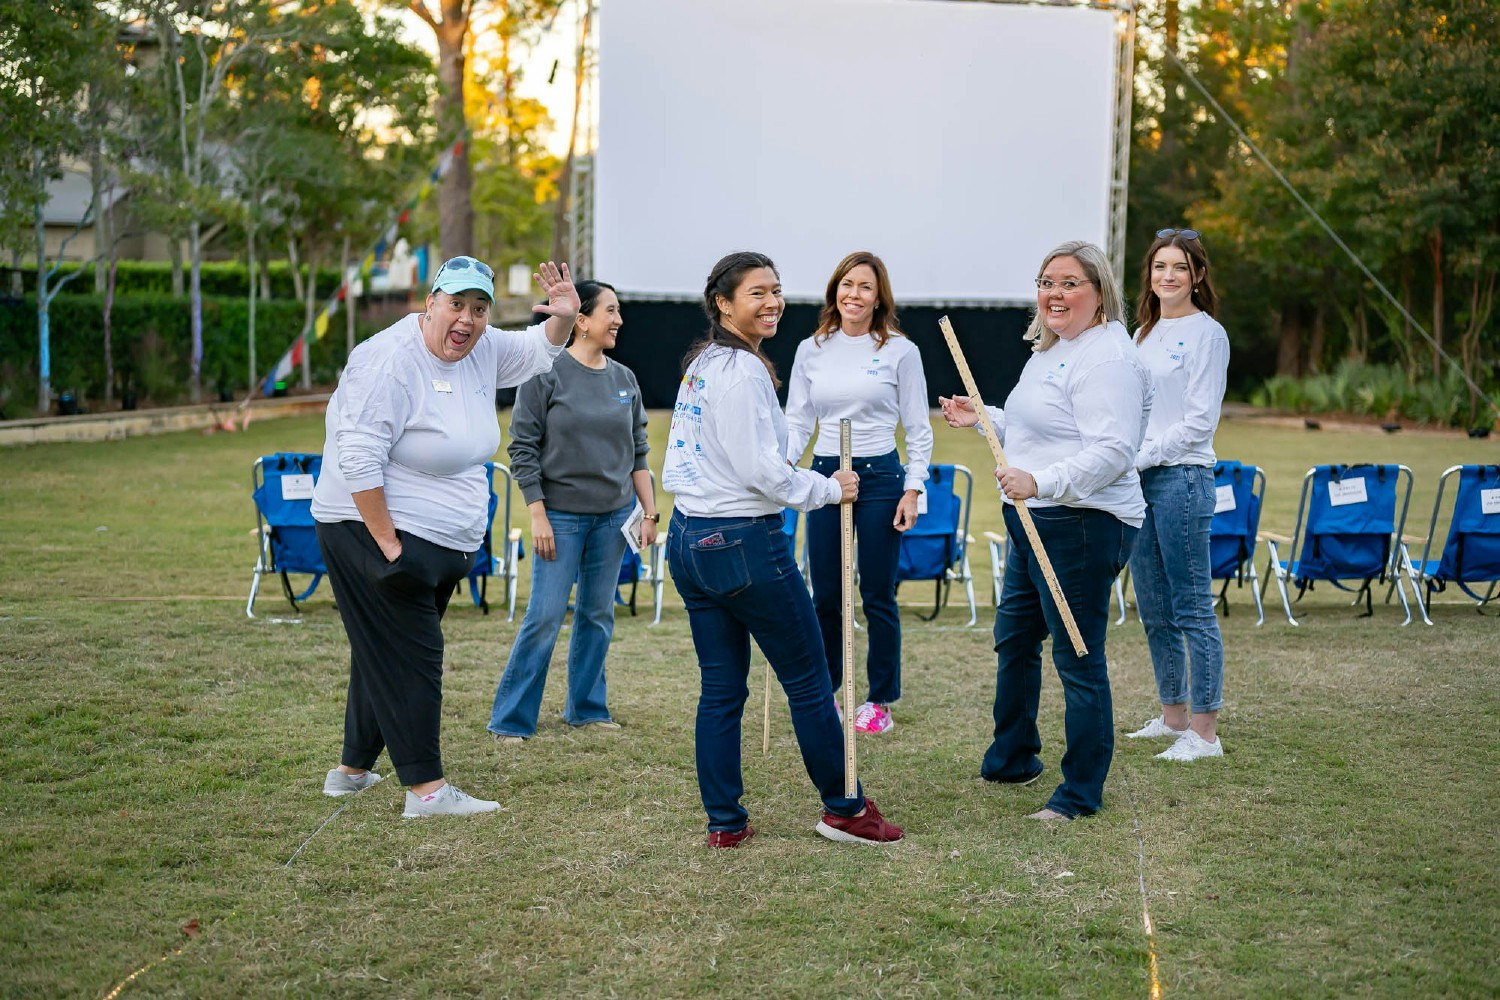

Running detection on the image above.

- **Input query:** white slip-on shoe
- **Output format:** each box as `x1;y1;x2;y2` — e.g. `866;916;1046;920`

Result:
402;783;502;818
1126;715;1190;739
323;769;383;797
1155;730;1224;762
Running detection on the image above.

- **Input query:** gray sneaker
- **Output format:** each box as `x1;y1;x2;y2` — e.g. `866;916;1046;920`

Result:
401;782;501;819
323;769;383;797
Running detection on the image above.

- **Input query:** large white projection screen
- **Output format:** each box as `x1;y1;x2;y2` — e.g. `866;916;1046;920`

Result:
595;0;1120;303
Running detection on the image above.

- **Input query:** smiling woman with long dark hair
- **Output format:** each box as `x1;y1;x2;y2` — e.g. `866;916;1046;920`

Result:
661;251;904;849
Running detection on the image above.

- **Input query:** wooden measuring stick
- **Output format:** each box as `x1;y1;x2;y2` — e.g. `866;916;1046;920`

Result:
762;661;771;756
938;316;1088;656
840;418;859;798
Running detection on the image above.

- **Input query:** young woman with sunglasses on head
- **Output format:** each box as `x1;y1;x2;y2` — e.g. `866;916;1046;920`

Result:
662;251;904;848
784;251;932;735
312;256;578;818
1123;229;1231;762
487;281;657;743
939;240;1151;821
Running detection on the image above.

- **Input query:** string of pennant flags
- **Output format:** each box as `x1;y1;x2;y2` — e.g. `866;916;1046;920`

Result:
254;131;469;400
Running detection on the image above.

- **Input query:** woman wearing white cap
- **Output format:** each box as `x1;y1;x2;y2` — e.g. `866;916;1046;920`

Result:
312;256;578;818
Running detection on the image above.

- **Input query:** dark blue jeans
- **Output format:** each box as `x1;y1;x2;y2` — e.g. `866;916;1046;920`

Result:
983;504;1136;819
667;511;864;833
807;450;905;704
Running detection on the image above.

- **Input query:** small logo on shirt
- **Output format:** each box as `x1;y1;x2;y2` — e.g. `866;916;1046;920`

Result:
682;375;707;391
617;389;631;405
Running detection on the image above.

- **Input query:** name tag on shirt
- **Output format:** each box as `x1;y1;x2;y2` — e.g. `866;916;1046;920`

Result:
1214;484;1236;513
1481;488;1500;515
431;379;453;393
1328;478;1369;506
281;474;314;500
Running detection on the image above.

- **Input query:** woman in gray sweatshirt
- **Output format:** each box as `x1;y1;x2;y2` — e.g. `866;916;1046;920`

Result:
487;281;659;740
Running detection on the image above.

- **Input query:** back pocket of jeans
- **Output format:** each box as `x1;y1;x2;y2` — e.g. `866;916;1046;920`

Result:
689;539;752;598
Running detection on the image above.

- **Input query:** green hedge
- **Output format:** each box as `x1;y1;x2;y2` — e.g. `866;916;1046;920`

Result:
4;260;347;300
0;293;381;411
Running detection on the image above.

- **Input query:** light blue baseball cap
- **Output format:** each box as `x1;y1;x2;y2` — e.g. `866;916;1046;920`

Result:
431;255;495;299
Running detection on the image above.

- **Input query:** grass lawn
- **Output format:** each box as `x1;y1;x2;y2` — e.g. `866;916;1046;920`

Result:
1;409;1497;997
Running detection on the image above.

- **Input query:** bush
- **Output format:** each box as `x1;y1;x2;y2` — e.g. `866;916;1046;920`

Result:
1251;362;1486;427
1;261;346;300
0;293;380;410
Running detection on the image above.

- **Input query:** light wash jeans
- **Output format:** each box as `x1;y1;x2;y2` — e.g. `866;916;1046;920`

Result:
487;504;632;737
1130;465;1225;714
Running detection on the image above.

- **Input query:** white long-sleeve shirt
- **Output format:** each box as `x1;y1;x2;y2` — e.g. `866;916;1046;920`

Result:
311;313;564;551
662;344;843;517
783;330;933;494
978;320;1152;527
1134;311;1230;470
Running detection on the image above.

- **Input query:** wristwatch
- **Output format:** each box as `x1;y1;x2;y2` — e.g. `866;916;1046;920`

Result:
643;513;660;523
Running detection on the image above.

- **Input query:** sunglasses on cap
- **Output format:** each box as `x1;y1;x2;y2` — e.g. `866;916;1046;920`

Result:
437;256;495;280
1156;228;1201;241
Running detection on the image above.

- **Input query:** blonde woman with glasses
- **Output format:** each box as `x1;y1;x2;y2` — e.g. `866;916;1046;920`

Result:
940;240;1151;821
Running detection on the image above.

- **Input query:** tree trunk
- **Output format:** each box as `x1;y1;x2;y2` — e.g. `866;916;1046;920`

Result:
247;227;258;394
288;239;304;302
553;2;592;263
188;219;204;402
302;260;317;390
1307;306;1325;375
170;238;184;297
1428;228;1444;380
434;5;472;259
1276;304;1303;377
343;233;356;358
104;254;118;405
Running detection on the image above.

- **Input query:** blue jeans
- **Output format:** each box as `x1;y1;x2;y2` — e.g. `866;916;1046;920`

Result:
488;504;631;737
1130;465;1225;714
983;504;1136;819
807;450;906;704
667;511;864;833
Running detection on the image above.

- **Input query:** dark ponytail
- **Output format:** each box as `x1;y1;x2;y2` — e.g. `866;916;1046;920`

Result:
682;251;782;388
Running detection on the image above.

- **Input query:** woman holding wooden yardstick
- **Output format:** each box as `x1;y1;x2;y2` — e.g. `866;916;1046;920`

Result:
940;240;1151;821
785;251;932;735
662;251;904;848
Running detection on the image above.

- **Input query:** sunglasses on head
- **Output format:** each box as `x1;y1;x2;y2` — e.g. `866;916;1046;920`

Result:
1156;228;1201;241
439;256;495;279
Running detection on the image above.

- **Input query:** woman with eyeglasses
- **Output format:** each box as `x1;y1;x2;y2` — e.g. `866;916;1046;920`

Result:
1122;229;1230;762
939;240;1150;821
662;251;904;848
783;251;932;735
312;256;579;818
486;281;657;743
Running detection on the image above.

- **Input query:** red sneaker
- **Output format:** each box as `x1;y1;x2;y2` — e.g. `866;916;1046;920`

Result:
707;825;756;849
815;798;904;845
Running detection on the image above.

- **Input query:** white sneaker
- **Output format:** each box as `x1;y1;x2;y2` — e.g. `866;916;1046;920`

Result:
1155;730;1224;762
323;769;383;797
401;782;502;818
1126;715;1190;740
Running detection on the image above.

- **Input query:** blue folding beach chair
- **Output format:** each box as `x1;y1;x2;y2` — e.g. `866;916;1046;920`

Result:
1210;460;1268;625
1261;464;1417;626
1398;464;1500;622
464;462;524;619
247;452;326;618
896;464;976;625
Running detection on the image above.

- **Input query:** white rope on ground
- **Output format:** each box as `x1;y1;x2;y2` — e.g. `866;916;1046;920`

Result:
1165;48;1498;424
284;799;350;869
1120;766;1165;999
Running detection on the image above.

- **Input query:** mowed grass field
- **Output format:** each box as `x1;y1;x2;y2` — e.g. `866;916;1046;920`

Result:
1;407;1497;997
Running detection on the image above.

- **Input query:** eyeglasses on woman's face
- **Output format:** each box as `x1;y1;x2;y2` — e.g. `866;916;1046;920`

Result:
438;256;495;279
1034;277;1095;292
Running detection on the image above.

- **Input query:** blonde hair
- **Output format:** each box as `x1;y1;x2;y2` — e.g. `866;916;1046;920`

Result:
1023;240;1125;352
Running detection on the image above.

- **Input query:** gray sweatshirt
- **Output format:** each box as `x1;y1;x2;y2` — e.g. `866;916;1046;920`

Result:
508;350;649;513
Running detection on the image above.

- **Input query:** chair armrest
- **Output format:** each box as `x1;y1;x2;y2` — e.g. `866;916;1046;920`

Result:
1259;531;1293;545
507;527;522;543
1401;534;1427;546
983;530;1006;546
